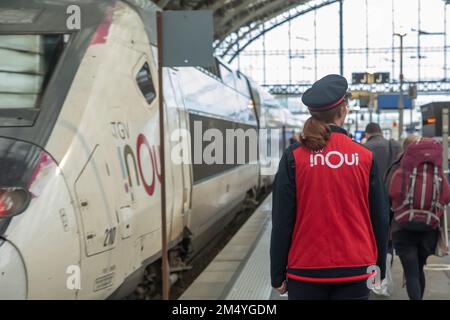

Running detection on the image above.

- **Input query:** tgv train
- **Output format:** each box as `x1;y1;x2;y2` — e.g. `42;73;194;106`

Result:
0;0;299;299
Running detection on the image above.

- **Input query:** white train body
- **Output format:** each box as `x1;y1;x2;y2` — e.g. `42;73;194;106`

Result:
0;0;297;299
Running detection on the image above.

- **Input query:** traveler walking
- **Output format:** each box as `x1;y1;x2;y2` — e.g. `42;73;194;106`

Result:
387;137;450;300
364;123;402;179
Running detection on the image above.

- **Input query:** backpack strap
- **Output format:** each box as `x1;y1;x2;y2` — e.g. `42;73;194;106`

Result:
420;164;428;209
431;166;439;210
409;167;418;209
393;167;418;211
394;209;441;225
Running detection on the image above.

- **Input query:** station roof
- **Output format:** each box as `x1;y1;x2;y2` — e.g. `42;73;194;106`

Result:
152;0;341;61
153;0;316;57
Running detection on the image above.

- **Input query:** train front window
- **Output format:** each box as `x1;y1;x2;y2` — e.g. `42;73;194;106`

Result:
136;62;156;105
0;34;66;125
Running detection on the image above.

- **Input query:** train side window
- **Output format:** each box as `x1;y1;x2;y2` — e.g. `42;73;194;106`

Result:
235;71;251;97
218;63;236;89
136;62;156;104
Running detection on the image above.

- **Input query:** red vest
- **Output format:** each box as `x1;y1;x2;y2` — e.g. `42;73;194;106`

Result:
288;132;377;270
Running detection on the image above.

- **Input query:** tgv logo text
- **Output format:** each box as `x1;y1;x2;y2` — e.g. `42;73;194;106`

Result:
309;150;359;169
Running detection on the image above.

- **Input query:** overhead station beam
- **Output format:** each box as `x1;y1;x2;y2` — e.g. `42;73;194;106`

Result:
216;0;267;30
155;0;450;99
214;0;339;61
154;0;325;58
216;0;299;41
203;0;239;11
157;0;172;8
264;81;450;96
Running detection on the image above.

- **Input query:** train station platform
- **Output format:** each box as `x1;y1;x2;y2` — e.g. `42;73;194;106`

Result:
180;194;450;300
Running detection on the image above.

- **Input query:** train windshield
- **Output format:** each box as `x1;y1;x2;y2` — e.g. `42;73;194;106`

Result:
0;34;66;126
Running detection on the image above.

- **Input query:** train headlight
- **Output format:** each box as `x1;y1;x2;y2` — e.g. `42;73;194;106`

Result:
0;188;31;219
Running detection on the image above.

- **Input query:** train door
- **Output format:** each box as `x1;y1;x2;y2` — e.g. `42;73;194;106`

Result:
159;68;184;241
133;54;175;242
75;145;118;256
167;69;192;228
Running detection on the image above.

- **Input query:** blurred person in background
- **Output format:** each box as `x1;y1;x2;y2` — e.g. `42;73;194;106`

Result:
386;136;450;300
364;123;402;179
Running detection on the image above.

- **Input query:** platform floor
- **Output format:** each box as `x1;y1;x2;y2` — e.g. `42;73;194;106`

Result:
180;194;450;300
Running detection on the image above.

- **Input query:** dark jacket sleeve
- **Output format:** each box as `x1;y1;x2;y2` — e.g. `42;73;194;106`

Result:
384;159;401;226
270;147;297;288
369;158;390;280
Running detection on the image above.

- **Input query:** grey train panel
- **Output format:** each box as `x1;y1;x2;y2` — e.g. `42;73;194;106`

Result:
0;0;114;33
0;0;112;148
189;113;258;183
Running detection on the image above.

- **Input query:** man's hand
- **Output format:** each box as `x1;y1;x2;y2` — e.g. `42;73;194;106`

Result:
275;281;287;295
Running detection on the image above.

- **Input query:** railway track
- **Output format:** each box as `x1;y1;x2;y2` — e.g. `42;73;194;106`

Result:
128;188;271;300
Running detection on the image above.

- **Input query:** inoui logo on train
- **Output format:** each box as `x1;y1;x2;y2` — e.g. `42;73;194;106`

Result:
111;121;161;197
309;150;360;169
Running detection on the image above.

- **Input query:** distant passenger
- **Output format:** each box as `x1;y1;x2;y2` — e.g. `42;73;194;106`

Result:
384;135;418;186
364;123;402;179
373;135;419;297
289;133;301;145
386;136;450;300
270;74;389;300
364;123;402;297
360;132;367;144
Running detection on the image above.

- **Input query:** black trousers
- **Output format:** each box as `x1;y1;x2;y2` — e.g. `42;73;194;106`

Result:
392;229;438;300
287;279;370;300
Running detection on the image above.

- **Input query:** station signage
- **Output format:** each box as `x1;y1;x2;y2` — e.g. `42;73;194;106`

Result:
352;72;390;84
377;94;412;110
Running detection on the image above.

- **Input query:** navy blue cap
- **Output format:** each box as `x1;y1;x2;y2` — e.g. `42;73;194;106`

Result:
302;74;349;112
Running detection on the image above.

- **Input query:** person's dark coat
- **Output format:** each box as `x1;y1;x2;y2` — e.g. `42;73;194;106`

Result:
364;134;402;179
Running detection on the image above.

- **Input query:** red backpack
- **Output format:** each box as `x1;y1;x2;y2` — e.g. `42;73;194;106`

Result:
389;138;450;231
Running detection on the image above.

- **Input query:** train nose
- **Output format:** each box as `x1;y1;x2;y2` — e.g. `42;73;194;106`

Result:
0;137;47;229
0;239;27;299
0;137;59;299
